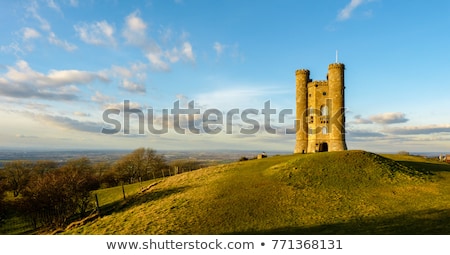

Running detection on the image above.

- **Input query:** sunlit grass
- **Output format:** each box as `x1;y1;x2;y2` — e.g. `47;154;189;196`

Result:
93;179;160;207
65;151;450;234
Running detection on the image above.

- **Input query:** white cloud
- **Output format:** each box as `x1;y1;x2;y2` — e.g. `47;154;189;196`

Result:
337;0;364;21
74;111;90;117
110;63;148;92
176;94;189;101
369;112;409;124
347;129;386;139
74;21;116;46
34;113;102;133
26;1;77;51
121;79;146;93
384;124;450;135
212;42;243;61
350;114;373;124
111;62;147;79
0;43;24;55
122;11;147;45
0;60;108;100
164;42;195;64
111;65;132;78
46;69;109;86
91;91;115;104
48;32;77;51
26;1;51;31
146;52;170;71
22;27;41;40
165;47;181;63
121;10;196;70
181;42;195;62
46;0;61;13
213;42;225;56
103;101;142;111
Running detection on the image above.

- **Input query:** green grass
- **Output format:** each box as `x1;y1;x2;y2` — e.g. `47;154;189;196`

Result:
94;179;161;207
0;179;161;234
63;150;450;234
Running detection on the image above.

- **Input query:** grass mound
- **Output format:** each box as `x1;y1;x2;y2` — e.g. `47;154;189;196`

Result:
269;150;429;190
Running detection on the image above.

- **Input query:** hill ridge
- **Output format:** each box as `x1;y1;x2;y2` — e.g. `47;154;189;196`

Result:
65;150;450;235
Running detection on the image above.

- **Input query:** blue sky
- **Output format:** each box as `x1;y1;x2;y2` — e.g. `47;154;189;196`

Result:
0;0;449;153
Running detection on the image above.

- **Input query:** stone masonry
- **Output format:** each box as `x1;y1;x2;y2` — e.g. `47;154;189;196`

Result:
294;63;347;153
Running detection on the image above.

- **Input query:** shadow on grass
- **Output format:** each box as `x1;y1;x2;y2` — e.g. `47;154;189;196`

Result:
229;208;450;235
98;186;189;217
398;161;450;173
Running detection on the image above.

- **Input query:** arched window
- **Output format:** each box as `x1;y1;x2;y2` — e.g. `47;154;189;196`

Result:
320;105;328;116
322;126;328;134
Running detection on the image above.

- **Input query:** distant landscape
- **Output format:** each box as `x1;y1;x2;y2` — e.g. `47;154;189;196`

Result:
0;149;442;167
0;149;292;167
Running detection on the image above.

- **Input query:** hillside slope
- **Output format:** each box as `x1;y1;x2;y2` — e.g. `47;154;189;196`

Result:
66;150;450;234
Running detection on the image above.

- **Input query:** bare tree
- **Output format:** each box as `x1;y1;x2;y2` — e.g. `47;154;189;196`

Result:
3;160;34;197
21;158;99;228
115;148;167;183
59;157;98;215
32;160;58;175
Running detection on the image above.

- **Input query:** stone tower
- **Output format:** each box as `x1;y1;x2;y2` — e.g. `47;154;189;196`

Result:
294;63;347;153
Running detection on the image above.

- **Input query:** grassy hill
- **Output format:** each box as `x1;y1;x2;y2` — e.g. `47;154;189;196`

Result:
65;150;450;234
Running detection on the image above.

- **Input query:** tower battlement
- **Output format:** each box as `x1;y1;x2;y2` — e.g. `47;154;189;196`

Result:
308;81;328;87
328;63;345;69
295;69;310;74
294;63;347;153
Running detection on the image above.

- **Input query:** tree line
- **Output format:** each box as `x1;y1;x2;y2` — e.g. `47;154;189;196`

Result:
0;148;205;230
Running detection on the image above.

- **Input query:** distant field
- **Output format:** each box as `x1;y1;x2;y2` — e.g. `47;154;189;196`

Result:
64;150;450;235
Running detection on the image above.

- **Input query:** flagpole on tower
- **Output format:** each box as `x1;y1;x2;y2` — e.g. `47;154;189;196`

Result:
336;50;339;63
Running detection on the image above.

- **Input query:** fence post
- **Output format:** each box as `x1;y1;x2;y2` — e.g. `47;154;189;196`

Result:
95;193;100;214
122;183;126;200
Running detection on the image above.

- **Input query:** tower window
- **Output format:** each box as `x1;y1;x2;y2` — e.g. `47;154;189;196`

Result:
322;126;328;134
322;92;327;96
320;105;328;116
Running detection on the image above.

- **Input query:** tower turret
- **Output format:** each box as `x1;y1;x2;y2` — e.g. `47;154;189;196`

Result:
294;69;309;154
327;63;347;151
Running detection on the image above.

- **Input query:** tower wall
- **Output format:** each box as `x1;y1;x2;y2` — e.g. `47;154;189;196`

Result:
294;69;309;154
294;63;347;153
327;63;347;151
